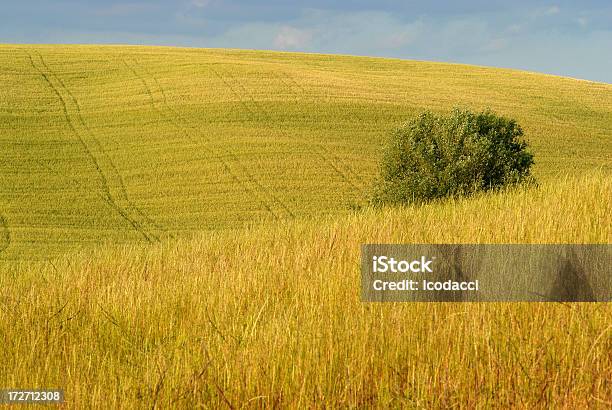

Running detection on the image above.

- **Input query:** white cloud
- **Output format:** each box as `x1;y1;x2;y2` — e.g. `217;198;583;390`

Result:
506;24;522;34
191;0;212;8
482;38;508;53
544;5;560;15
273;26;312;49
94;3;159;17
279;11;427;55
384;23;422;49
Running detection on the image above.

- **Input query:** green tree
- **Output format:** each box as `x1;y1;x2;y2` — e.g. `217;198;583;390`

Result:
372;108;535;205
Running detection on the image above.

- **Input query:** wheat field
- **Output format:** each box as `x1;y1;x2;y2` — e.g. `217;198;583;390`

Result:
0;44;611;260
0;45;611;408
0;174;610;408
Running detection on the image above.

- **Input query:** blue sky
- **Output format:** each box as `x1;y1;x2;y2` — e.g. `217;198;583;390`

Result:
2;1;611;83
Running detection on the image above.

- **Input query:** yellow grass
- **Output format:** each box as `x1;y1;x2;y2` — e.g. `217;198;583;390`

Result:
1;174;610;408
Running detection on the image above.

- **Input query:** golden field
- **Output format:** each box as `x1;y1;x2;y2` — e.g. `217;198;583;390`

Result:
1;174;610;408
0;45;611;408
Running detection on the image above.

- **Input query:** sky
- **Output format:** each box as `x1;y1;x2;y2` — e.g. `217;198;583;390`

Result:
2;1;611;83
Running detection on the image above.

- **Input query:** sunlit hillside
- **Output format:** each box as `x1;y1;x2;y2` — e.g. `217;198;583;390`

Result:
0;45;611;260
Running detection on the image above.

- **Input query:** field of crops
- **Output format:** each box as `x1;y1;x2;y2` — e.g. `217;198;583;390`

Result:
1;45;611;408
1;45;611;260
0;174;610;408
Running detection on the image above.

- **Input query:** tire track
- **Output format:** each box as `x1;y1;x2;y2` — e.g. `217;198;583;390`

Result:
221;67;364;194
122;59;293;220
273;71;366;194
26;51;159;243
33;52;170;240
153;63;293;219
34;159;162;238
204;66;296;218
212;68;273;123
279;71;368;124
208;66;260;121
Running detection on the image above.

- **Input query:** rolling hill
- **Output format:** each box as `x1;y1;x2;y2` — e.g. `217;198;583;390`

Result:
1;44;611;408
1;44;611;260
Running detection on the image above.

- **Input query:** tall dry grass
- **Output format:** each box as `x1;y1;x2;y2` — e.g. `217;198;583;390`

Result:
0;173;610;408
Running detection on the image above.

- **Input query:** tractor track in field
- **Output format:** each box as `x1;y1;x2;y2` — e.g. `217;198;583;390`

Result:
272;71;366;195
205;66;296;218
212;67;273;123
213;65;363;194
34;53;169;241
26;51;163;243
149;61;295;219
34;159;169;242
207;67;260;120
0;213;10;257
122;58;294;220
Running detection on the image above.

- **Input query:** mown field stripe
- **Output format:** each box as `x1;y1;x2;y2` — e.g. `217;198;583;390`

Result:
26;51;158;243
